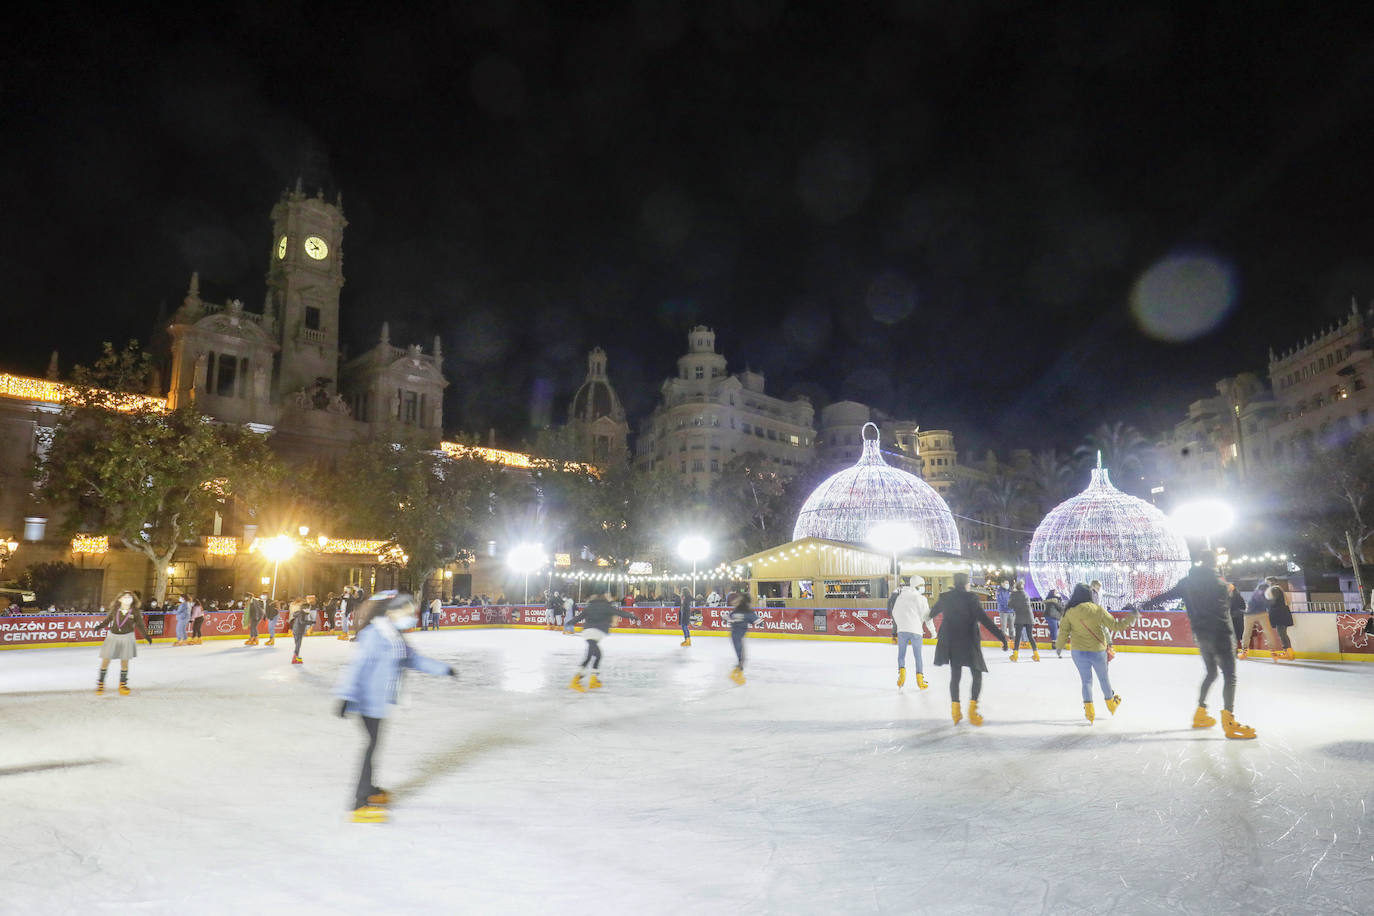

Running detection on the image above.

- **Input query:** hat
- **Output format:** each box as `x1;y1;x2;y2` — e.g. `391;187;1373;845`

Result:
909;576;925;588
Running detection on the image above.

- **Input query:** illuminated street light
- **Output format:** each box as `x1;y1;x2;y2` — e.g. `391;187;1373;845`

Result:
1170;499;1235;550
260;534;298;601
867;520;918;580
507;542;547;604
677;535;710;600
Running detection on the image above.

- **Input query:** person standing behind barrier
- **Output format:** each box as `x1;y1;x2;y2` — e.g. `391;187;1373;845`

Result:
995;580;1012;651
190;597;205;645
889;576;931;689
678;588;693;647
1008;580;1038;662
1056;584;1139;723
1268;584;1294;661
1042;589;1064;657
931;573;1008;726
1240;578;1275;659
429;596;443;631
337;587;354;641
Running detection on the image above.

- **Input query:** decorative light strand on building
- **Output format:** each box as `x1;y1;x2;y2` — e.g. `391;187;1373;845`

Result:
205;536;239;557
314;537;391;555
71;534;109;554
0;373;166;412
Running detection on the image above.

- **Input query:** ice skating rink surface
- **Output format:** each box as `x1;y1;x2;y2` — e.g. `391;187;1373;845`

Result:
2;629;1372;915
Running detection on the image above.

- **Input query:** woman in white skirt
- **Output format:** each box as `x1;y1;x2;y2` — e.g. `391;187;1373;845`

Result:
96;590;152;695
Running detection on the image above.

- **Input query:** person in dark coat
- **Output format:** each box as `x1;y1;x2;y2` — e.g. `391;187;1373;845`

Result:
1143;552;1255;739
1008;579;1037;662
931;572;1007;726
1267;585;1294;661
1043;589;1065;657
1239;579;1274;659
567;593;640;691
725;591;758;685
677;588;693;647
1228;583;1247;654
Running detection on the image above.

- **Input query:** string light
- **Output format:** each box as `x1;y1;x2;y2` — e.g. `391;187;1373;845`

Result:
793;424;960;554
0;373;166;412
205;536;238;557
70;534;109;554
1028;466;1191;604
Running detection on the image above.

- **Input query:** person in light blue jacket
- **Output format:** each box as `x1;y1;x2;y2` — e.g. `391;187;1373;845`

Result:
173;594;192;646
335;591;455;823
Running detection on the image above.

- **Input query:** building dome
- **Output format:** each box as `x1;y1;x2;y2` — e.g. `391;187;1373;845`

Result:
568;348;624;424
793;423;961;553
1028;465;1191;606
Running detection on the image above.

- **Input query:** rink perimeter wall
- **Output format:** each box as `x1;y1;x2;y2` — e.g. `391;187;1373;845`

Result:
2;606;1373;661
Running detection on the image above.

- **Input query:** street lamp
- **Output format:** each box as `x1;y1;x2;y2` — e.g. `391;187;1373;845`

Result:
1170;499;1235;550
507;542;546;605
260;534;297;601
0;537;18;576
678;535;709;601
868;521;919;588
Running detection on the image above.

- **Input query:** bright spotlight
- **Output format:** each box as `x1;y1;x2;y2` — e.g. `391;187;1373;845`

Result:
1170;499;1235;542
507;542;546;573
677;536;710;563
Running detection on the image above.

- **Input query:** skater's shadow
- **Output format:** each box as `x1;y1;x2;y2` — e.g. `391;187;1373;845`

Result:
1319;741;1374;761
0;757;109;778
392;729;535;797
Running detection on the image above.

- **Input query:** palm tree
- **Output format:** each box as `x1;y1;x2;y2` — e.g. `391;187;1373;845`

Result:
1075;422;1152;486
978;470;1030;559
1025;448;1073;515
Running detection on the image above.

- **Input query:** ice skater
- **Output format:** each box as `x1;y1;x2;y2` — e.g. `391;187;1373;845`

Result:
995;579;1012;650
289;597;311;664
173;593;191;646
1143;552;1256;739
337;586;355;641
931;572;1007;726
1268;583;1294;661
888;575;931;689
1042;589;1064;657
726;590;757;685
243;592;264;645
95;590;153;695
1239;578;1275;659
678;587;693;646
335;591;457;824
1008;579;1038;662
562;593;576;635
567;592;639;691
1055;584;1140;722
189;596;205;645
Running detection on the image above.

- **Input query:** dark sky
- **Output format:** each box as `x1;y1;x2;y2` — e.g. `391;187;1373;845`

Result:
4;2;1374;455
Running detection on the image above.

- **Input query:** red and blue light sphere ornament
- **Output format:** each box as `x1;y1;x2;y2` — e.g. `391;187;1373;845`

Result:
1028;465;1191;607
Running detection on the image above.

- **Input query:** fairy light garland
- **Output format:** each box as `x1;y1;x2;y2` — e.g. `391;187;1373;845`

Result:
71;534;109;554
792;424;961;553
1028;466;1191;606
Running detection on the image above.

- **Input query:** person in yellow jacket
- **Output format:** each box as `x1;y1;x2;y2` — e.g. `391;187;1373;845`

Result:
1055;583;1139;723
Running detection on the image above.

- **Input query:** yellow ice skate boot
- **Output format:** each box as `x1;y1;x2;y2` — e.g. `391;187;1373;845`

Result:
916;672;928;690
680;637;691;647
897;666;906;687
569;674;587;693
589;674;603;689
730;666;746;685
352;805;387;824
118;685;131;696
1222;709;1256;740
367;790;392;805
1010;650;1018;662
1083;702;1095;723
967;700;983;726
1192;705;1216;728
1031;651;1040;662
1105;694;1122;715
265;637;275;646
95;684;104;695
951;701;962;724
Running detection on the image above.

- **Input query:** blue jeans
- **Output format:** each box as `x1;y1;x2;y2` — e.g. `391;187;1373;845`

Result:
896;632;924;673
1071;650;1113;702
176;613;189;641
268;615;276;638
1045;616;1059;646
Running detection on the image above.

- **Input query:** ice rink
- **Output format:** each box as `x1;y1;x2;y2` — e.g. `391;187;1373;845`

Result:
2;628;1372;915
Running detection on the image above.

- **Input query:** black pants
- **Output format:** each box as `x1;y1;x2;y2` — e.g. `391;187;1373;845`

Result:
1013;624;1036;651
1276;625;1291;649
580;639;602;670
1197;630;1237;712
293;630;305;657
326;609;336;629
1230;612;1245;647
731;626;746;668
681;611;692;641
949;665;982;701
192;618;203;638
355;716;382;808
248;617;259;638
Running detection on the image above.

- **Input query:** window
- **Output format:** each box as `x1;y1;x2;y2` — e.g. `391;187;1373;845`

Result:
1357;377;1366;391
403;390;419;423
754;427;764;437
767;429;777;440
692;459;704;472
680;460;686;473
790;435;800;445
741;423;751;434
695;367;704;379
710;458;719;472
305;306;321;331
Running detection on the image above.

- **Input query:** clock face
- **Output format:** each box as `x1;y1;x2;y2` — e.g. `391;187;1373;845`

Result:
276;235;288;259
303;236;329;260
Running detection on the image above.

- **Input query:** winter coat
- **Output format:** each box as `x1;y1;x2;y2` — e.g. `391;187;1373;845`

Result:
1267;587;1294;628
1009;590;1033;626
727;595;757;631
1055;602;1137;653
190;602;205;620
888;586;930;634
570;597;638;632
1229;590;1247;615
247;597;264;624
1147;567;1233;640
1246;583;1270;615
175;599;191;619
96;605;149;639
334;617;450;719
289;601;311;636
931;587;1006;672
1042;597;1064;620
995;587;1010;613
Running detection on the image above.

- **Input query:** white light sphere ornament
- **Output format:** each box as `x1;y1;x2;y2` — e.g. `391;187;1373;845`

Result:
1028;463;1191;607
793;423;960;554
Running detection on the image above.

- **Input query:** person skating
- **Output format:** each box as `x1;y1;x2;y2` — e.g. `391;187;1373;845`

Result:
335;591;457;824
931;572;1008;726
567;592;639;691
1239;578;1274;659
428;595;443;631
888;575;931;689
1143;552;1256;739
1055;584;1140;722
95;590;153;695
678;588;693;646
1042;589;1064;657
289;597;311;664
995;580;1012;650
264;596;279;646
562;594;576;635
1268;584;1295;661
189;597;205;644
337;586;355;641
243;592;264;645
726;591;757;684
172;593;191;646
1008;579;1038;661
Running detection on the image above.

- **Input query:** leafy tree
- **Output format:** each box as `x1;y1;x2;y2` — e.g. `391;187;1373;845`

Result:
1024;448;1074;516
710;452;793;557
36;343;281;604
1280;430;1374;567
18;561;75;608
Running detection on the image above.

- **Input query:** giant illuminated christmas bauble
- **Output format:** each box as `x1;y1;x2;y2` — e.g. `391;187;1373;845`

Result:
1028;466;1191;607
793;423;961;554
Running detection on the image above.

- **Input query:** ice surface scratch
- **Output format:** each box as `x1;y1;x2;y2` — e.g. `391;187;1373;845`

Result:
1273;813;1304;844
1307;833;1335;886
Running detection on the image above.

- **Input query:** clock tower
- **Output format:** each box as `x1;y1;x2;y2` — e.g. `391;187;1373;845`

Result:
265;182;346;399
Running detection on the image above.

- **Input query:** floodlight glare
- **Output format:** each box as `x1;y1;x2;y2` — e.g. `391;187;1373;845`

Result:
1170;499;1236;542
677;536;710;563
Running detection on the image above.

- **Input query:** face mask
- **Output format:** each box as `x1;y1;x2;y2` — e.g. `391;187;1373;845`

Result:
119;596;133;609
392;614;417;631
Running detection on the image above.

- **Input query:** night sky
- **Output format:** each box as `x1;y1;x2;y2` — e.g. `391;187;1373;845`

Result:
4;3;1374;454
